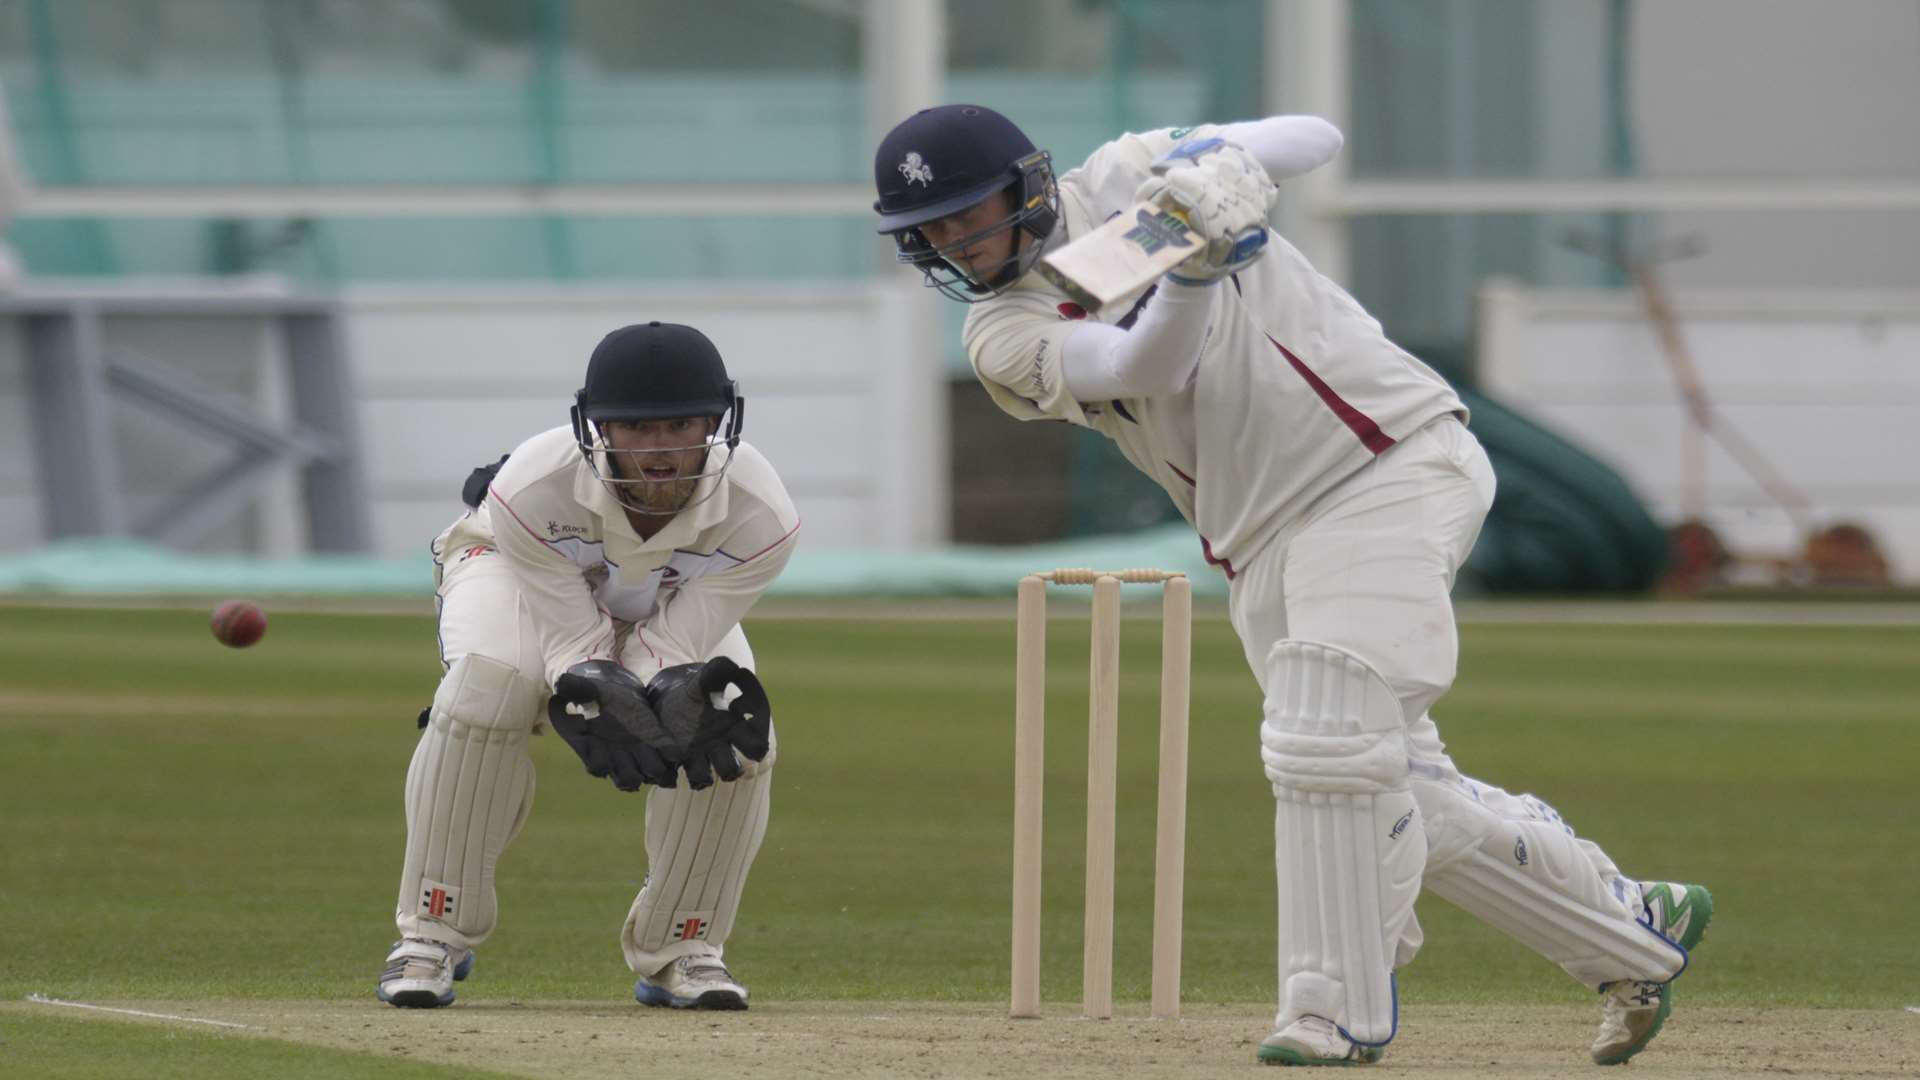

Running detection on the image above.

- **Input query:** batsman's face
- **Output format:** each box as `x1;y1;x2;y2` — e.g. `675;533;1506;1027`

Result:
601;416;718;515
919;190;1020;285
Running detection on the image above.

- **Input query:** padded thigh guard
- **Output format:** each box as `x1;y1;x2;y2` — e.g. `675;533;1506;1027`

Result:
1261;641;1424;1048
396;654;544;948
621;731;776;973
1416;777;1687;988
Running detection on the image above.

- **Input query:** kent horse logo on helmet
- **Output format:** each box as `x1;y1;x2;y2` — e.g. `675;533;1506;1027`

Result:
872;104;1060;303
899;152;933;186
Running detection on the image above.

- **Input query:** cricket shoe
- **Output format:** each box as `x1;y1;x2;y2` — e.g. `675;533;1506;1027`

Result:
376;938;474;1008
1257;1016;1384;1067
1590;882;1715;1065
634;954;749;1010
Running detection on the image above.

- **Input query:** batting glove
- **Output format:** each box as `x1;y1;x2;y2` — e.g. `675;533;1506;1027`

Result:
1134;137;1278;285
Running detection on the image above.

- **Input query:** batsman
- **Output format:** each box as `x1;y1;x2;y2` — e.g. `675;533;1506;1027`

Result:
873;105;1712;1066
377;321;800;1011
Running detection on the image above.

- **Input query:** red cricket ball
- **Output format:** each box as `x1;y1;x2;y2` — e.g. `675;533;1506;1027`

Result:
210;599;268;649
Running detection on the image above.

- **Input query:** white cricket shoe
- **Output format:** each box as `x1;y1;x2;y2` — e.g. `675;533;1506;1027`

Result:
1591;979;1670;1066
376;938;472;1008
633;954;749;1011
1590;881;1714;1065
1257;1015;1383;1067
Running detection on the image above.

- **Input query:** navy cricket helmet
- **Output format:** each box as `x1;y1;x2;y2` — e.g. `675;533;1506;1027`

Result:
872;104;1058;302
570;321;743;515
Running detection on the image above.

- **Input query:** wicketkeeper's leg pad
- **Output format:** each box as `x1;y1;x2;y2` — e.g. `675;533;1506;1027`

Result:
1416;776;1687;988
1261;641;1424;1048
396;653;543;949
621;729;776;974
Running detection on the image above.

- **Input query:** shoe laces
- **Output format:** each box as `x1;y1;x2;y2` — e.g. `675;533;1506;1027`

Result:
1604;979;1664;1012
385;940;450;981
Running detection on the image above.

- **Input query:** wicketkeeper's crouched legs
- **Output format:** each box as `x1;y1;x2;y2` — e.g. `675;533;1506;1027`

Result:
621;730;776;975
395;653;542;951
1409;717;1687;989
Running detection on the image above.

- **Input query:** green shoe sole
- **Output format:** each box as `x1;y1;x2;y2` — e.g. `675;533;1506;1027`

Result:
1257;1043;1382;1067
1670;884;1714;952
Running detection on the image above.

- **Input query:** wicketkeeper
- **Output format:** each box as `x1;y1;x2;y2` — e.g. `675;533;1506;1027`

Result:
378;321;800;1011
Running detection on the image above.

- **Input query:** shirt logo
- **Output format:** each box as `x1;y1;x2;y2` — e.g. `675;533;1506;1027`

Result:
547;520;590;538
898;152;933;187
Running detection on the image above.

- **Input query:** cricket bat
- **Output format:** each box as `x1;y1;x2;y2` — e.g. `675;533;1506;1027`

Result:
1038;201;1196;314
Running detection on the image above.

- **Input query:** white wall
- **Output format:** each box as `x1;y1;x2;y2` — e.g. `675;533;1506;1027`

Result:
1478;283;1920;581
342;280;947;557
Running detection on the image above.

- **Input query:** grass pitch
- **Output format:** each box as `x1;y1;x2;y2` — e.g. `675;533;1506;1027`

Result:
1;601;1915;1076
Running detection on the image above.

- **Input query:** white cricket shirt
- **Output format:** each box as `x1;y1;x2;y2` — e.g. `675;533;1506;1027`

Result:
964;125;1466;575
433;425;800;686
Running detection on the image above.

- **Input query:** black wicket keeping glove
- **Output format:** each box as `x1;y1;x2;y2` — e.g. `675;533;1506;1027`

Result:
645;657;773;791
461;453;510;509
547;660;680;791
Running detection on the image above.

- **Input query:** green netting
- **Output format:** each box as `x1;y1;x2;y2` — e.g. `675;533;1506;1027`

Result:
1456;387;1667;594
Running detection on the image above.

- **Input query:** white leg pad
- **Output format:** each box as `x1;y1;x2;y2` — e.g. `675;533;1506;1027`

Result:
1262;642;1423;1047
1416;776;1685;988
622;730;776;974
396;654;543;949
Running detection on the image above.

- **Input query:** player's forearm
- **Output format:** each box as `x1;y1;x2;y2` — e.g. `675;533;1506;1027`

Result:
487;490;619;683
1216;115;1343;181
515;566;618;686
628;532;795;679
1061;280;1214;400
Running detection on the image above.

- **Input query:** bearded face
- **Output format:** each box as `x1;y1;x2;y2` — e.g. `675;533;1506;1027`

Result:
596;416;720;517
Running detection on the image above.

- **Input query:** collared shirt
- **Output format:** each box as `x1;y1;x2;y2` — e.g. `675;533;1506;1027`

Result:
962;125;1466;572
433;425;800;686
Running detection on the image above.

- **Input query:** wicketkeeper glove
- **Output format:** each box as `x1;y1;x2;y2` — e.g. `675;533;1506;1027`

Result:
548;660;679;791
1133;137;1278;285
645;657;773;791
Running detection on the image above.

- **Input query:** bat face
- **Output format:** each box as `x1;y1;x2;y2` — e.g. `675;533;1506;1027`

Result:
1037;200;1196;314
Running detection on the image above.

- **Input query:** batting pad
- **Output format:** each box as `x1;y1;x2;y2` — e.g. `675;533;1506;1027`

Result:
1261;641;1423;1047
396;653;543;948
621;731;776;974
1417;779;1687;988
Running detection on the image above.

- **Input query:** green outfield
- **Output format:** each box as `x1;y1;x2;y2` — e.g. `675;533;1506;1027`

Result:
1;602;1915;1076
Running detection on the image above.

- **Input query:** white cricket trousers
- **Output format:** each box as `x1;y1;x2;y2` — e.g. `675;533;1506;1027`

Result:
1228;415;1667;989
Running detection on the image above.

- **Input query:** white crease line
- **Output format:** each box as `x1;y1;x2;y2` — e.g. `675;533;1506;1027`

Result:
26;994;258;1030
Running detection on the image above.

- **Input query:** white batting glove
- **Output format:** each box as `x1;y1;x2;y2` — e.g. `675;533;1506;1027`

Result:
1134;137;1279;285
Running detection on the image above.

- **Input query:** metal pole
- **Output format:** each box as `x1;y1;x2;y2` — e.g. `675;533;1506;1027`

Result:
1271;0;1350;283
